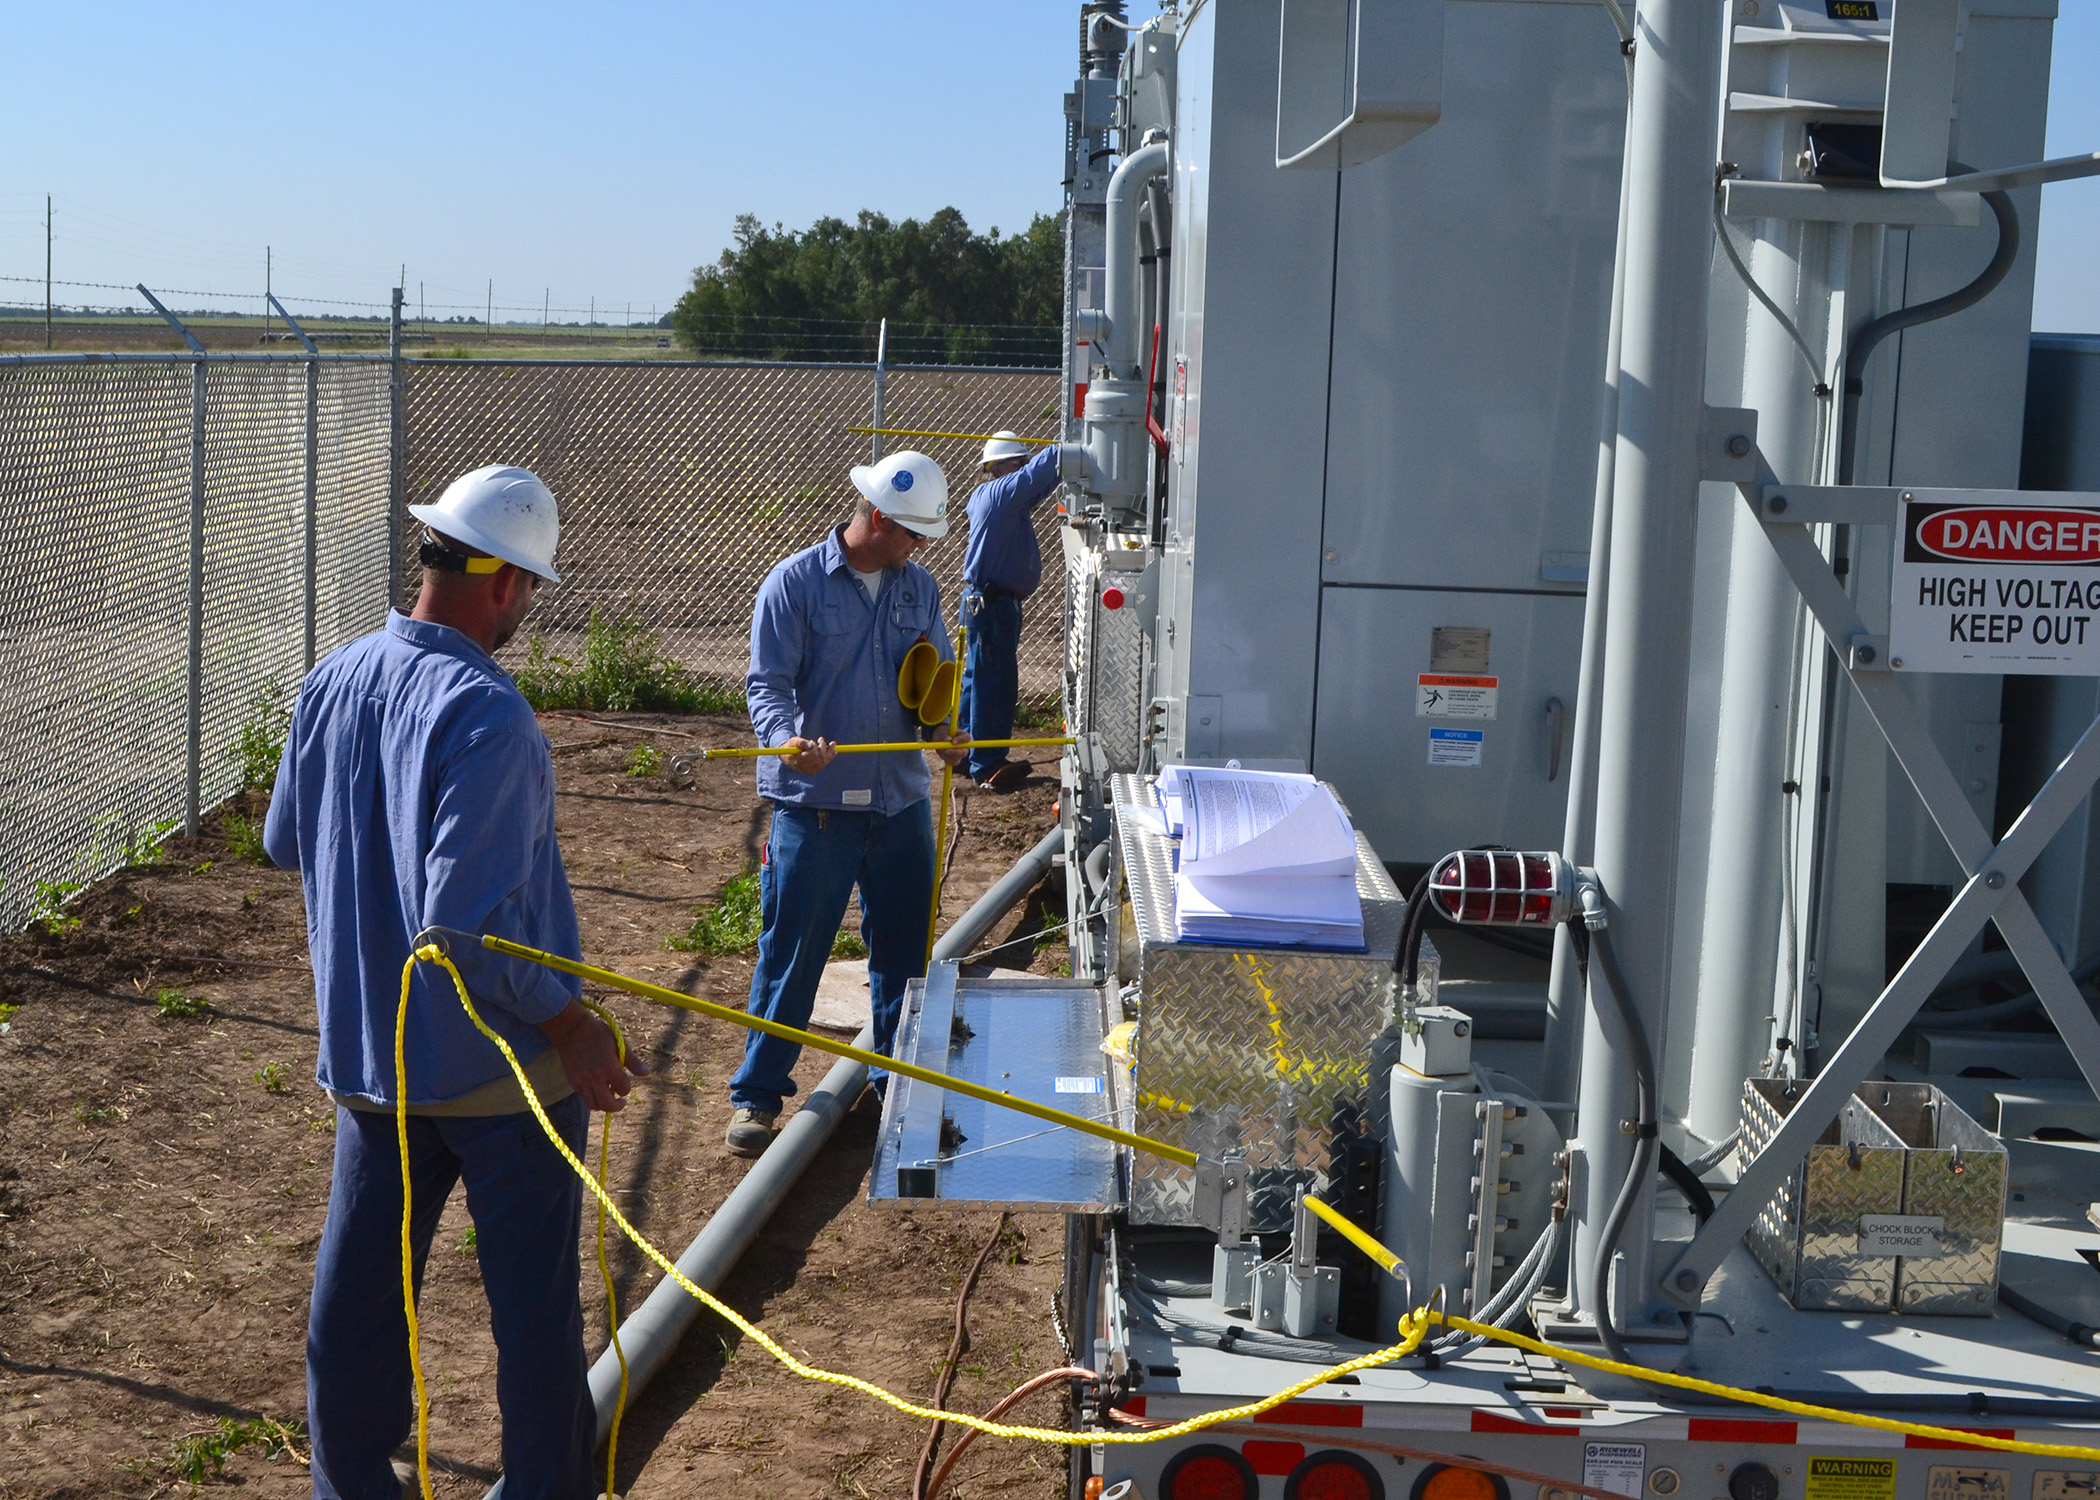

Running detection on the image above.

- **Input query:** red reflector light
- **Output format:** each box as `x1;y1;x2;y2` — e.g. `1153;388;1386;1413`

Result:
1102;586;1126;610
1163;1444;1259;1500
1287;1448;1387;1500
1427;849;1572;927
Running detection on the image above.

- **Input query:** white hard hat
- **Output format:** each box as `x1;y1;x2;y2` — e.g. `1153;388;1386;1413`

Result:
849;450;950;539
408;464;563;583
981;430;1032;466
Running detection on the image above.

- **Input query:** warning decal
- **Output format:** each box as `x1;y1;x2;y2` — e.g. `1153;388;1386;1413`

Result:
1805;1457;1896;1500
1418;674;1499;719
1891;496;2100;676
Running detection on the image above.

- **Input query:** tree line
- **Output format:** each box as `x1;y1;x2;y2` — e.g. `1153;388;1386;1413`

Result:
669;208;1063;366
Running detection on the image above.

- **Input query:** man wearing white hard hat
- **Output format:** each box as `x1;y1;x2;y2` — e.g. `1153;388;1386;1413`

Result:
958;431;1061;789
728;450;969;1157
263;463;642;1498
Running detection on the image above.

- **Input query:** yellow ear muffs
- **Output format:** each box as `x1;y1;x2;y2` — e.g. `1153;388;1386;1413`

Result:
917;660;959;728
897;640;939;712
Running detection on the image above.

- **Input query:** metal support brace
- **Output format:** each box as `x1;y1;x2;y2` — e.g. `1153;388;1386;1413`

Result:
268;292;319;355
1659;458;2100;1307
139;284;205;355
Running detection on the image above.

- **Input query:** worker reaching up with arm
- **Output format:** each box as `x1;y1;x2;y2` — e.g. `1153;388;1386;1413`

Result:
728;450;970;1158
958;432;1060;789
262;464;643;1500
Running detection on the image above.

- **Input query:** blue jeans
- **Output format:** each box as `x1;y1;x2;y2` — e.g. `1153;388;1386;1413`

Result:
959;589;1023;779
308;1096;593;1500
729;800;936;1116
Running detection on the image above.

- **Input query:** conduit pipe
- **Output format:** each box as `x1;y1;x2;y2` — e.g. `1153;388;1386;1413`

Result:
485;826;1067;1499
1101;140;1170;379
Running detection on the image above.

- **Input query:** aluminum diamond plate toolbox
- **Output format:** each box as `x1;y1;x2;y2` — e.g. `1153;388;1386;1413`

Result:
1112;773;1418;1230
1741;1077;1908;1311
1856;1081;2007;1316
1063;529;1148;773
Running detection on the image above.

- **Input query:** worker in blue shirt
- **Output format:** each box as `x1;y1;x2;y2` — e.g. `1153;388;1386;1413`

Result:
729;449;969;1157
958;431;1061;789
263;465;643;1500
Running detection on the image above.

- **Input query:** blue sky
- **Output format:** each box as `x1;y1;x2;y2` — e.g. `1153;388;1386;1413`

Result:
0;1;2093;330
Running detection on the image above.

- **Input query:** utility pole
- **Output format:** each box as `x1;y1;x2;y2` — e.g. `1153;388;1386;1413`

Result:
486;279;493;344
419;280;424;329
264;246;272;347
543;288;549;344
45;195;53;350
590;295;595;345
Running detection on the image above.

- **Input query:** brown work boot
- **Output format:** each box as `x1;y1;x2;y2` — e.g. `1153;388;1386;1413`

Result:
725;1107;778;1158
978;760;1031;791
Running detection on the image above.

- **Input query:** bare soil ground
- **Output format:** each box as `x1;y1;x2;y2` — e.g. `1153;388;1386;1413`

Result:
0;711;1077;1500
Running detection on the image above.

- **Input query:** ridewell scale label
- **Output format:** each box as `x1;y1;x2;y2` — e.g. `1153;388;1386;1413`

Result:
1891;494;2100;676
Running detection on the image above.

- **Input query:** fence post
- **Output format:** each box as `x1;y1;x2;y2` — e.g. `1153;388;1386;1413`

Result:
870;317;887;462
387;288;404;613
185;359;206;837
304;356;319;671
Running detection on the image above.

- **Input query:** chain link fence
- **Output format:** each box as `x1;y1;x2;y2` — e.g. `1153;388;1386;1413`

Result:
0;353;1061;931
401;359;1066;714
0;355;392;930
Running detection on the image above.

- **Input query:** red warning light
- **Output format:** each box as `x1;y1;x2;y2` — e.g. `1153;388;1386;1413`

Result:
1427;849;1573;927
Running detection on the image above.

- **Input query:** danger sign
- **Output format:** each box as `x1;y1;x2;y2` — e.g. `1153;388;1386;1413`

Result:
1891;495;2100;676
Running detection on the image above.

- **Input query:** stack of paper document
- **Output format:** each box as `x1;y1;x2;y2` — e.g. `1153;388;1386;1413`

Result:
1160;765;1365;949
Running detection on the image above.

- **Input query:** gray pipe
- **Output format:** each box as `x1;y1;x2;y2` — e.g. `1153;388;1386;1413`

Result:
486;826;1066;1498
1102;141;1170;378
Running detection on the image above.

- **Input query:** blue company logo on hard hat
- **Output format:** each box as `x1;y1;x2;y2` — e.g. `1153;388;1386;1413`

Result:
892;470;915;492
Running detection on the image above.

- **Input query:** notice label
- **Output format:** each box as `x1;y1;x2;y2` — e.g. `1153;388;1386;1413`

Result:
1428;728;1484;767
1583;1442;1646;1499
1891;495;2100;675
1928;1468;2009;1500
1417;674;1499;719
1807;1457;1897;1500
1055;1076;1104;1094
1858;1212;1945;1257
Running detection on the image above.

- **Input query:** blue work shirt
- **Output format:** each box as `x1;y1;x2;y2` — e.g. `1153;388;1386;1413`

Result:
262;611;583;1107
962;445;1060;597
746;523;951;814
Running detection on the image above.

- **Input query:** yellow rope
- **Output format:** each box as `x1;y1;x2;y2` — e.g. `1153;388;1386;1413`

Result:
699;736;1073;761
1298;1198;2100;1465
392;980;634;1500
926;622;964;962
404;947;1434;1447
595;1115;629;1500
393;945;2100;1468
393;960;434;1500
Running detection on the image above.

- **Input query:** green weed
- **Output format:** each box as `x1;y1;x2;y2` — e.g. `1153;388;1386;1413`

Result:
254;1062;290;1094
223;812;270;864
1013;692;1063;732
76;1096;128;1125
193;859;216;875
513;608;743;714
460;1227;479;1255
624;742;663;777
155;987;208;1020
0;1001;19;1031
232;676;291;791
667;867;862;958
170;1416;307;1484
667;868;763;954
31;881;82;936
